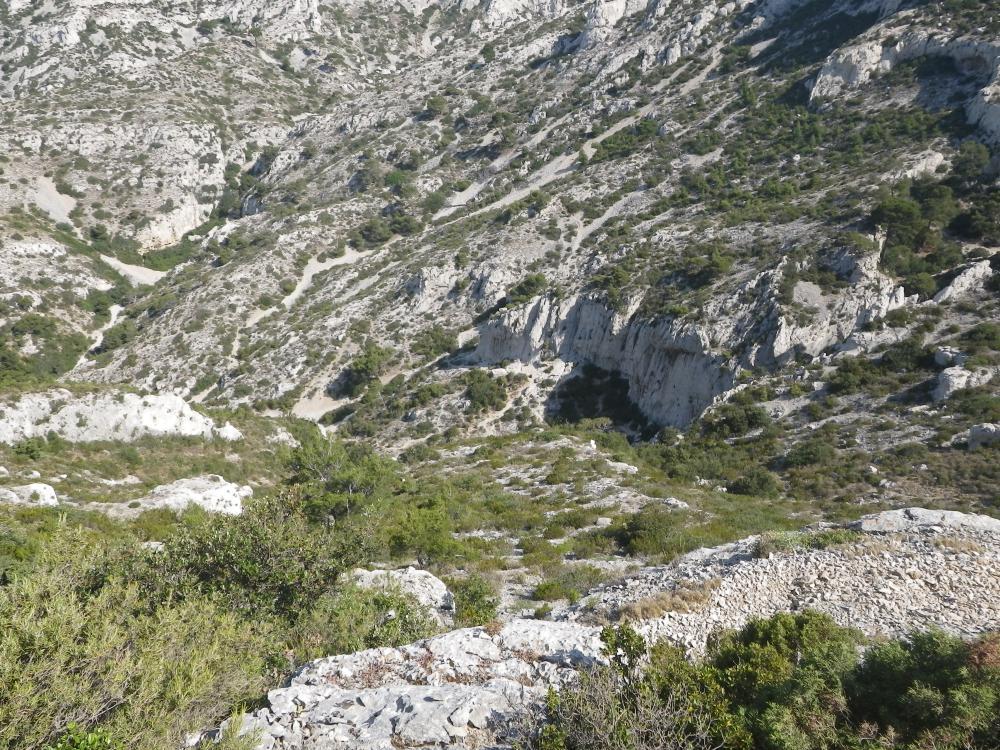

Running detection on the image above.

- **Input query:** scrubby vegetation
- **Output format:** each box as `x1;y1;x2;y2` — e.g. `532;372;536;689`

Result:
1;0;999;745
538;613;1000;750
0;472;438;750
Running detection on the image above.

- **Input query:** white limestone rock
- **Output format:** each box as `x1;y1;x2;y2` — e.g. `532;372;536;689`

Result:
932;366;997;402
0;482;59;507
353;566;455;615
0;389;242;445
229;619;604;749
85;475;251;518
810;29;1000;144
934;260;994;304
934;346;967;368
969;423;1000;450
850;507;1000;534
0;483;59;507
17;482;59;506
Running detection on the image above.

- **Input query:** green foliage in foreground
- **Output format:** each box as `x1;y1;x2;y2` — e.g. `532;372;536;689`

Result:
0;489;438;750
45;726;121;750
0;548;278;750
539;612;1000;750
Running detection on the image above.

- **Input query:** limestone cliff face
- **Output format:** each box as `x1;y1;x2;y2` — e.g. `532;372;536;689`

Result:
477;294;735;426
811;26;1000;144
763;251;908;365
476;245;908;427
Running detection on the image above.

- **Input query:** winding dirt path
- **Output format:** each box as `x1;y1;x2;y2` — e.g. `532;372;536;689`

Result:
99;254;167;286
71;304;122;372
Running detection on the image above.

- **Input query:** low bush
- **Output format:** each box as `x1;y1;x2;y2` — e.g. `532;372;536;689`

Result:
0;538;279;750
536;613;1000;750
44;726;121;750
464;370;509;413
128;490;370;620
290;584;438;661
450;574;498;627
533;564;606;603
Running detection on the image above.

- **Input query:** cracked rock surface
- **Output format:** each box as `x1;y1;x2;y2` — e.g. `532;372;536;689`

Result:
215;508;1000;750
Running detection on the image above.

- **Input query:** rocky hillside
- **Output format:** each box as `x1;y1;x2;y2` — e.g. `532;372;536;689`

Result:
0;0;995;438
0;0;998;748
210;508;1000;749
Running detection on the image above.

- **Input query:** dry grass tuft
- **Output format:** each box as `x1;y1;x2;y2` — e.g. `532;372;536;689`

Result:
934;536;985;554
616;578;721;621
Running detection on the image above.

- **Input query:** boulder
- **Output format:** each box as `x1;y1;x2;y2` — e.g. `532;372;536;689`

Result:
0;483;59;507
969;423;1000;451
850;507;1000;534
932;366;996;402
353;566;455;616
934;346;966;368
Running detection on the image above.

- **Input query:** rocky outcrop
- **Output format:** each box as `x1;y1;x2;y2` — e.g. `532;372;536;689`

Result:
768;251;908;363
84;475;252;518
934;346;967;367
353;566;456;620
969;423;1000;450
932;365;997;402
934;260;995;304
0;483;59;507
476;294;734;427
810;26;1000;144
476;243;906;427
849;506;1000;533
0;389;242;445
574;507;1000;651
214;620;602;750
215;509;1000;749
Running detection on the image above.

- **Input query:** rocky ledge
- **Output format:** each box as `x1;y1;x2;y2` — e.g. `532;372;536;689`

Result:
211;508;1000;750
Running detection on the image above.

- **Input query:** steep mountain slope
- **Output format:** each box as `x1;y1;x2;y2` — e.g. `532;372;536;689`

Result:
2;3;1000;748
1;0;997;561
19;3;996;434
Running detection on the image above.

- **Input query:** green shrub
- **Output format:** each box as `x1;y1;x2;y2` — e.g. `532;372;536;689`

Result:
710;611;864;748
532;564;606;603
463;370;508;413
506;274;547;306
537;613;1000;750
539;624;750;750
338;343;393;396
45;726;121;750
851;629;1000;748
727;466;781;498
783;435;836;468
285;432;398;520
450;574;498;627
702;404;771;439
411;326;457;360
0;540;279;750
134;490;370;620
290;584;437;661
12;437;45;460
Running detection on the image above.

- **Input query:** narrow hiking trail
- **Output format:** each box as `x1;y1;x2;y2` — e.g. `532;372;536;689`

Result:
195;248;366;402
71;304;122;372
433;51;722;229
